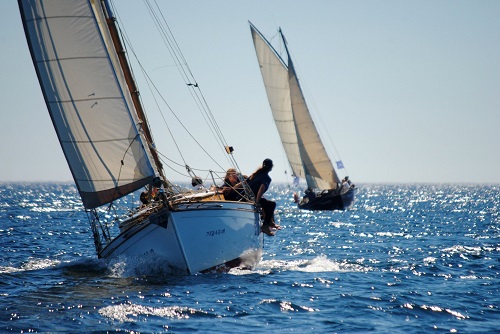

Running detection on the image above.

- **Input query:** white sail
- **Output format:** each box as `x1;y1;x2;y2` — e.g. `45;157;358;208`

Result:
287;52;339;189
19;0;157;209
250;24;305;180
250;23;339;190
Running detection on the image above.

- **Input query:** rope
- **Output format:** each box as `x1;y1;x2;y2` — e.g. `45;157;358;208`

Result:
110;0;233;178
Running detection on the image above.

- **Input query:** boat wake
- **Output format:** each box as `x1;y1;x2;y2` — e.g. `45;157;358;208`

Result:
230;255;370;275
106;254;186;278
99;303;212;322
0;258;61;274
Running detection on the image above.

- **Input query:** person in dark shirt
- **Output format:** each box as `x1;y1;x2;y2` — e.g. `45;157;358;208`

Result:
246;158;278;236
220;168;245;201
304;187;316;202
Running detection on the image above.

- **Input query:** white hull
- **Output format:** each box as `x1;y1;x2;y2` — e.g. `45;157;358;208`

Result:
99;201;263;274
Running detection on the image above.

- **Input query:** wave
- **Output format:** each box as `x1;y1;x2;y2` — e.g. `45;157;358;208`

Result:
99;303;212;322
106;255;188;278
0;258;60;274
230;255;370;275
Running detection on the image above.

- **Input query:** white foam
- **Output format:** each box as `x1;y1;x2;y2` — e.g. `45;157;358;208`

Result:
99;303;200;322
252;255;369;273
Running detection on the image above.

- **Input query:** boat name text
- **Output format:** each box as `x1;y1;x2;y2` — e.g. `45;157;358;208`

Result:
206;229;225;237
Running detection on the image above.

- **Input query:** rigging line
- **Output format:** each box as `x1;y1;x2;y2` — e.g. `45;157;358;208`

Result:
144;1;192;86
302;77;343;160
108;1;159;150
280;142;293;184
139;63;225;169
89;207;113;242
139;0;230;167
289;62;348;179
106;132;142;211
286;42;347;173
141;3;206;116
111;2;226;171
118;3;186;167
161;162;192;180
109;0;189;173
155;148;227;184
144;22;230;169
142;68;187;166
160;162;226;176
146;0;232;162
146;9;233;171
150;0;194;83
157;150;226;176
302;83;350;176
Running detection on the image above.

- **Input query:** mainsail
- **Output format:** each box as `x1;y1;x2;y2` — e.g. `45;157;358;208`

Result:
19;0;157;208
250;22;340;190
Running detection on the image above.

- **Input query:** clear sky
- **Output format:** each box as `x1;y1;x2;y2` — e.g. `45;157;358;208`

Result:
1;0;499;184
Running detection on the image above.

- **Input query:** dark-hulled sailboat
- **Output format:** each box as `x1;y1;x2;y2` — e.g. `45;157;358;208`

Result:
250;22;355;211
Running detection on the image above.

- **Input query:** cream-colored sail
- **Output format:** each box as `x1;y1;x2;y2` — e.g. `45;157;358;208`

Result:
250;23;305;180
250;22;339;190
20;0;157;208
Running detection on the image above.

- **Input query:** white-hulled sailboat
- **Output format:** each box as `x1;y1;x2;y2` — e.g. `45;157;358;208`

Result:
18;0;264;274
249;22;355;211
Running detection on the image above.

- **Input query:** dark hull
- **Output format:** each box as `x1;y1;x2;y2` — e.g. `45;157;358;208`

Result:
298;188;355;211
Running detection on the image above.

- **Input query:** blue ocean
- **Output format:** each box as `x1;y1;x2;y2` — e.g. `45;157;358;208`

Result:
0;183;498;333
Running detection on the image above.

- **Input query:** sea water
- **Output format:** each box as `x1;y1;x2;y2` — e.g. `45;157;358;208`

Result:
0;183;498;333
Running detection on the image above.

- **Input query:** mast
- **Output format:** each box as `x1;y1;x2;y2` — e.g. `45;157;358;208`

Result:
100;0;165;182
279;28;290;60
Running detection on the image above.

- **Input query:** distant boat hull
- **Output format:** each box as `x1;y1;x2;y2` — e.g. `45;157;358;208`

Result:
99;201;263;274
298;188;356;211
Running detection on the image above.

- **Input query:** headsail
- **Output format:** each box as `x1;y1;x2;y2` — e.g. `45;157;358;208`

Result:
250;22;339;190
19;0;157;209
